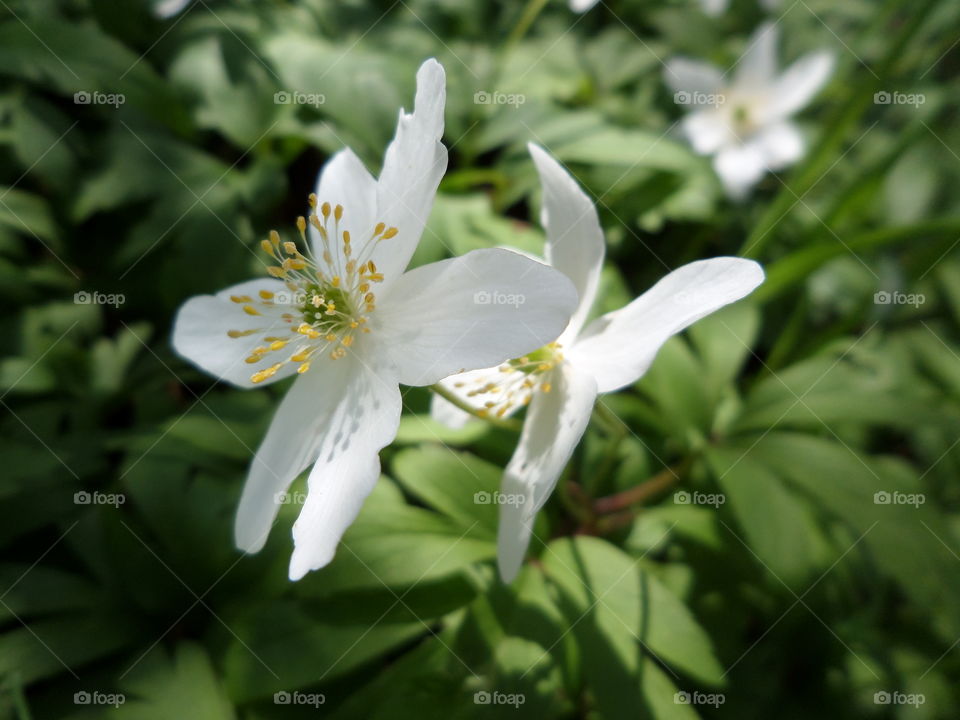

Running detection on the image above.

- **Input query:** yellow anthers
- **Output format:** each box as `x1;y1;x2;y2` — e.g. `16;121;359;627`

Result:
542;383;552;393
240;195;404;379
251;363;283;384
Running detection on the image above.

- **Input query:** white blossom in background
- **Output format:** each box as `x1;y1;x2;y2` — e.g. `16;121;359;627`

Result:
665;22;834;198
700;0;782;17
173;61;578;580
153;0;191;18
569;0;782;14
432;143;764;581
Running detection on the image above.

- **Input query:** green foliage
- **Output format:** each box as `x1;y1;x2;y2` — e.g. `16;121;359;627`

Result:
1;0;958;718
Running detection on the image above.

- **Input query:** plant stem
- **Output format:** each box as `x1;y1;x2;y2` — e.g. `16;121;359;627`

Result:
428;383;522;432
740;0;939;260
504;0;550;53
593;462;685;515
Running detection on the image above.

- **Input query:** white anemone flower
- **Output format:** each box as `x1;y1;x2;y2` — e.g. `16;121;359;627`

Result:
172;61;578;580
569;0;781;14
700;0;782;16
432;143;764;582
665;22;834;198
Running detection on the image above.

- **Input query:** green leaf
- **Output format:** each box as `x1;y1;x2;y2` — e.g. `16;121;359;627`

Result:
117;643;236;720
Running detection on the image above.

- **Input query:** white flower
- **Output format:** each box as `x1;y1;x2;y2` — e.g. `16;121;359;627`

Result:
570;0;780;13
700;0;782;16
153;0;192;18
172;61;578;580
665;22;834;198
432;143;764;581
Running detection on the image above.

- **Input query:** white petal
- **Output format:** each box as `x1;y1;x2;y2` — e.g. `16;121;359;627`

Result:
430;366;504;428
310;148;378;264
568;258;764;393
288;356;402;579
375;248;577;387
682;109;734;156
765;50;834;122
368;59;448;292
497;365;597;582
734;22;779;90
663;58;724;96
429;391;474;430
153;0;191;18
699;0;729;16
755;121;805;170
234;355;356;553
569;0;600;11
172;278;298;389
529;143;604;342
713;141;768;199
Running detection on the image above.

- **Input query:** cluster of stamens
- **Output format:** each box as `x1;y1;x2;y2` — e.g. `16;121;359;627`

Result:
226;195;398;383
453;343;564;418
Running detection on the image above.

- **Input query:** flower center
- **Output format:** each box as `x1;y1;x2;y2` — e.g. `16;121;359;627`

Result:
226;195;398;383
454;342;563;418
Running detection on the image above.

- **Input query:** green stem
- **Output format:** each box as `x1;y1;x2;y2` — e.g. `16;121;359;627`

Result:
593;462;686;515
754;217;960;303
504;0;550;54
428;383;522;432
740;0;939;260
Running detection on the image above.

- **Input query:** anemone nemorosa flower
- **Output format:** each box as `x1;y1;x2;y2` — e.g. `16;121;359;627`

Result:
173;61;577;579
432;143;764;581
665;22;834;198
